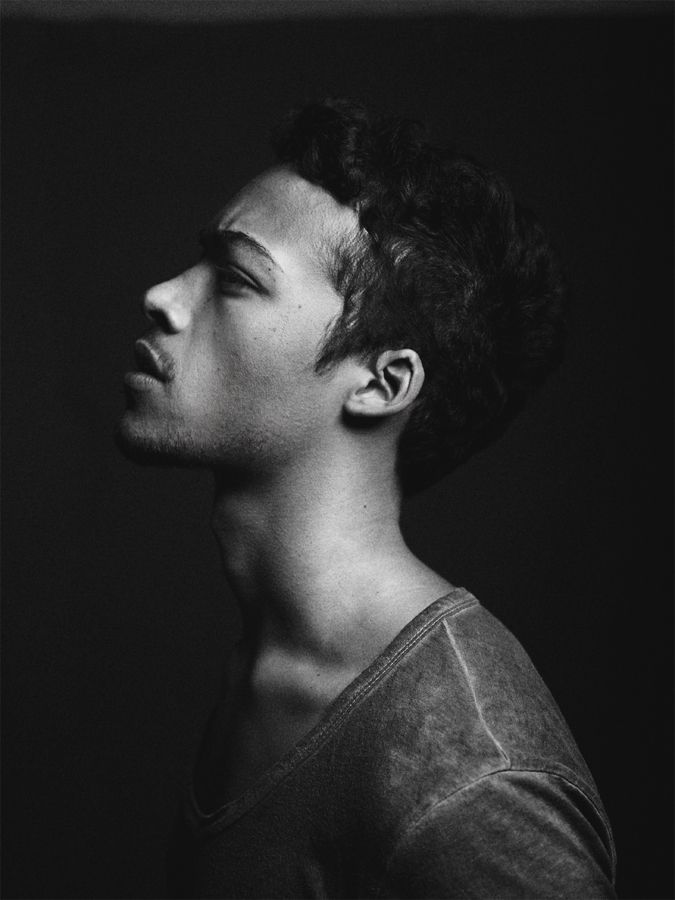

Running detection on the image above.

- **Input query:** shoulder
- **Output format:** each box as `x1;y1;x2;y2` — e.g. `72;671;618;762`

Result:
341;589;615;871
353;590;592;785
437;596;598;786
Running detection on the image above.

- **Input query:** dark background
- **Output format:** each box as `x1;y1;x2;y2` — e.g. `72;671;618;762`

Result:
2;2;673;898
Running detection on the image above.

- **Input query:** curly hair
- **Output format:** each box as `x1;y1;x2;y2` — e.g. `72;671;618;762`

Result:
272;98;566;494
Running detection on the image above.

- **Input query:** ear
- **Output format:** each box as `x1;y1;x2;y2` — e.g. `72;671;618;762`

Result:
344;349;425;419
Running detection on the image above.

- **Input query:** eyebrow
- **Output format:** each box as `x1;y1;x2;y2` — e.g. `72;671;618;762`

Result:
198;225;281;272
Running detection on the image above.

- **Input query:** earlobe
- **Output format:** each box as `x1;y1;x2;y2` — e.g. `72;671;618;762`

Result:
344;349;425;419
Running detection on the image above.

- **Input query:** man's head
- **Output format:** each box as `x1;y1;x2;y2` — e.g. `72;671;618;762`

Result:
117;165;386;480
118;98;565;494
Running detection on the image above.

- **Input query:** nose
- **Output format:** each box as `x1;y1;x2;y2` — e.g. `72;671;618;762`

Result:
142;274;192;333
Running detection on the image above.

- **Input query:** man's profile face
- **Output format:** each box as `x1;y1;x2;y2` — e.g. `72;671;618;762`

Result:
117;166;361;474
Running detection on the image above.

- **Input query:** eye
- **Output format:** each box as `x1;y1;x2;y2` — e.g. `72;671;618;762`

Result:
214;264;255;293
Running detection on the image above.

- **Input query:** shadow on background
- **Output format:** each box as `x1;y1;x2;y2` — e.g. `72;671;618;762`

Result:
2;3;672;898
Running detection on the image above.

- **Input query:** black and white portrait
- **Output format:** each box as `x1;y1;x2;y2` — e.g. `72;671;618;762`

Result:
2;2;672;899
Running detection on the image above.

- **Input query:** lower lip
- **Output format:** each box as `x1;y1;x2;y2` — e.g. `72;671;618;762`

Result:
124;371;164;391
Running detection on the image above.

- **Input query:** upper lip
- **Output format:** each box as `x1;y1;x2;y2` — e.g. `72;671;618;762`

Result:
133;339;172;381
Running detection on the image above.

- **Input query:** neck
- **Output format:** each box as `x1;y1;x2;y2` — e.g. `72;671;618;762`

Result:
210;457;450;669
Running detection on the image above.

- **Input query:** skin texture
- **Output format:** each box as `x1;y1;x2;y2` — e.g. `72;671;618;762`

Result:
118;166;452;802
119;166;363;474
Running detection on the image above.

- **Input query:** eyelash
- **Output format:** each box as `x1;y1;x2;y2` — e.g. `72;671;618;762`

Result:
214;264;254;293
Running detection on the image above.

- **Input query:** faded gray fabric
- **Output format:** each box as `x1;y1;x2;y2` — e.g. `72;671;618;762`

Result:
178;589;616;898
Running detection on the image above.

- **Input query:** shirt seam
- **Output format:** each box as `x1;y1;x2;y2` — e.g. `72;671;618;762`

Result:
442;618;511;767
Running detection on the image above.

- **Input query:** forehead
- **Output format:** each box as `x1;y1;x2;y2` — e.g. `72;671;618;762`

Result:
213;166;359;275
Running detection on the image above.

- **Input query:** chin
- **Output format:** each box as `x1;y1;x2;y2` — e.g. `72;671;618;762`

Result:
114;414;204;469
114;408;267;478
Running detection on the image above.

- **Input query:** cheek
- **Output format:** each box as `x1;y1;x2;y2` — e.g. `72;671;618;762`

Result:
183;297;339;413
271;302;337;372
237;308;332;386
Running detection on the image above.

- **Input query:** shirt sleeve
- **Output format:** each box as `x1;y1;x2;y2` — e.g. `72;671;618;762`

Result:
379;768;616;899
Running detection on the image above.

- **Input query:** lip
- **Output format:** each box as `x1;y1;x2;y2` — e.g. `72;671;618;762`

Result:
124;370;164;392
132;339;173;382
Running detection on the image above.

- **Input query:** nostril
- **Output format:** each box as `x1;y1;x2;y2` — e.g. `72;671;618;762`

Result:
144;306;167;327
142;282;178;332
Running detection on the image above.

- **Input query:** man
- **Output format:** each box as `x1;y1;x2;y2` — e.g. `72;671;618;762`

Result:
117;99;616;898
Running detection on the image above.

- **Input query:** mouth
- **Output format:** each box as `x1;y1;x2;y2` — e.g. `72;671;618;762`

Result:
131;339;173;382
